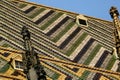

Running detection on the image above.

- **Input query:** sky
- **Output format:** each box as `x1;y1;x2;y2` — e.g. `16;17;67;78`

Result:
29;0;120;21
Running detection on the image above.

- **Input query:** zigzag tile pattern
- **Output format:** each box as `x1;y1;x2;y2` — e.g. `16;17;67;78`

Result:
0;0;119;80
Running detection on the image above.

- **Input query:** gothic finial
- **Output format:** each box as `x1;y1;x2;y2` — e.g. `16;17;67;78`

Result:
109;6;119;19
21;26;31;40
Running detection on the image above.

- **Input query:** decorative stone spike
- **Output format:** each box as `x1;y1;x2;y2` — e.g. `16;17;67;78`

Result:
21;26;46;80
109;6;120;72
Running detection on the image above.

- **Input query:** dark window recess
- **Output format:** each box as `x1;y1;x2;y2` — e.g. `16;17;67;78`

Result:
94;51;109;67
34;10;54;24
65;76;73;80
24;6;36;14
58;27;81;49
73;38;95;63
15;61;23;69
46;17;69;36
79;19;87;25
2;52;10;57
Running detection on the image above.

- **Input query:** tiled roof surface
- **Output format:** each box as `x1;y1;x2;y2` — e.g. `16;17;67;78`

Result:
0;0;119;80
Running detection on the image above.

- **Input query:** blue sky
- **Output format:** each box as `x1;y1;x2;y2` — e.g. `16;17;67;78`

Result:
29;0;120;21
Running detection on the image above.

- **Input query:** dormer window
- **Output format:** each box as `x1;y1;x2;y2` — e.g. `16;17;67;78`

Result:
78;19;87;25
76;15;88;27
15;60;23;70
2;52;10;57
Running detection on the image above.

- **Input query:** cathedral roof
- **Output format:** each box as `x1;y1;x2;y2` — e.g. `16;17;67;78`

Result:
0;0;119;79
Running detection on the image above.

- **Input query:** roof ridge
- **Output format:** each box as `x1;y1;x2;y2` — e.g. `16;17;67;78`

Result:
12;0;113;23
